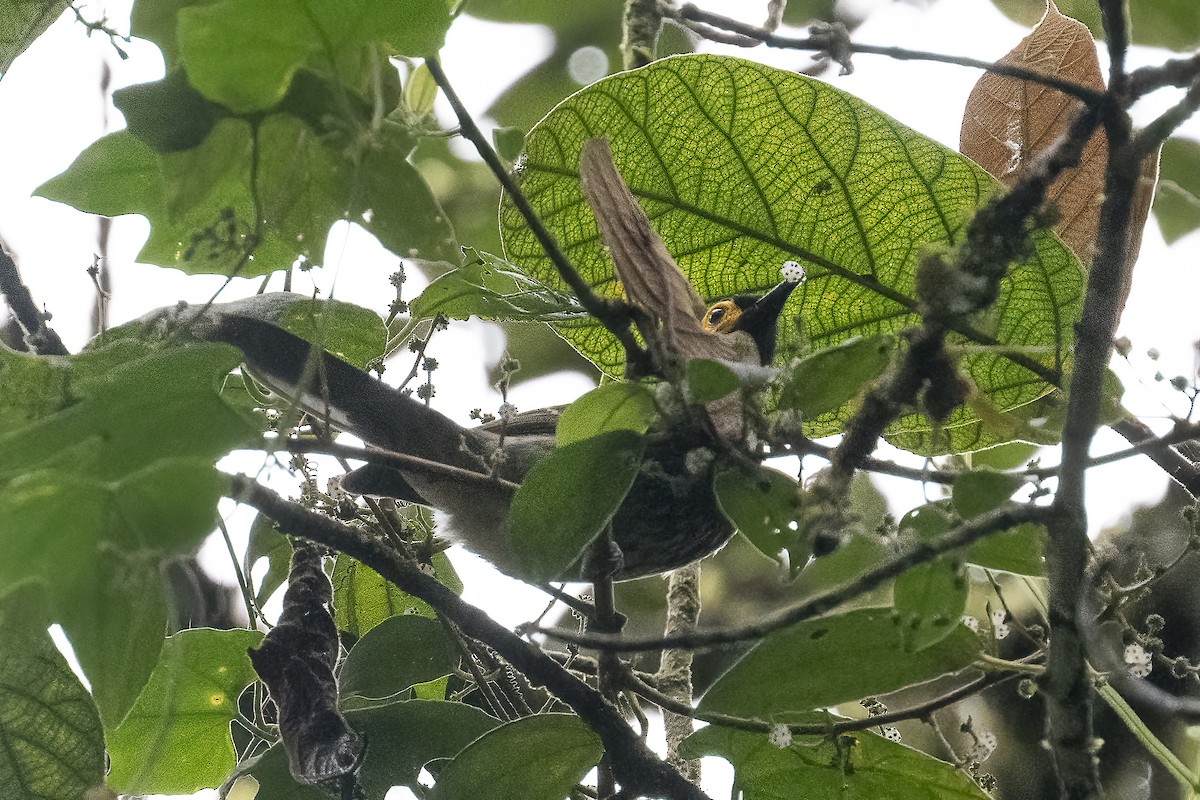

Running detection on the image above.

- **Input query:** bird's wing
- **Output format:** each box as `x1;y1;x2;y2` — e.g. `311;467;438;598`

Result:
579;138;739;365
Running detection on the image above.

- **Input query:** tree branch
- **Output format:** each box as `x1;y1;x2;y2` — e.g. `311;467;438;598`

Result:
228;474;710;800
423;58;649;370
537;503;1049;652
0;239;68;355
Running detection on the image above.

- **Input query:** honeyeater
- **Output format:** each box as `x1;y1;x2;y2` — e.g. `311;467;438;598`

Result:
204;138;803;582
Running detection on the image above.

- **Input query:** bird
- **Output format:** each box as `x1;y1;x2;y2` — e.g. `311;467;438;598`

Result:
202;139;802;583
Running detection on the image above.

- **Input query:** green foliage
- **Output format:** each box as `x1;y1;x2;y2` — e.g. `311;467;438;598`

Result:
0;342;258;725
683;725;991;799
338;615;458;703
8;2;1175;796
685;358;743;403
555;382;656;446
427;714;603;800
990;0;1200;51
245;514;292;608
714;465;808;570
508;430;646;582
411;249;578;322
1154;137;1200;244
105;628;263;795
0;583;105;800
894;511;970;651
501;54;1084;454
699;608;981;719
333;551;462;636
0;0;70;74
779;334;894;419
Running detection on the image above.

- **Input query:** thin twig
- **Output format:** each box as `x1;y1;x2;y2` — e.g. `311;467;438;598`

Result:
667;3;1105;105
423;58;649;369
536;503;1049;652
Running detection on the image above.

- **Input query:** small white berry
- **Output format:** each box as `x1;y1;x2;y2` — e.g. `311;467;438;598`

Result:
780;260;806;283
768;723;792;748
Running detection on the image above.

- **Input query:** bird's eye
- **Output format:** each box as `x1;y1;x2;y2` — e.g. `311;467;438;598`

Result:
707;307;725;325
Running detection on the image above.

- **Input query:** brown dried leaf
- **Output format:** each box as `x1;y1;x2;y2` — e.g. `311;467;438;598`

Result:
960;1;1157;318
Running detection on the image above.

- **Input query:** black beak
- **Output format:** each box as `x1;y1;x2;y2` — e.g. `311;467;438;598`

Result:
734;279;799;365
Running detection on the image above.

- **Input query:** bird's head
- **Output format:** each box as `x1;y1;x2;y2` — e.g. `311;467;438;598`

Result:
700;276;800;365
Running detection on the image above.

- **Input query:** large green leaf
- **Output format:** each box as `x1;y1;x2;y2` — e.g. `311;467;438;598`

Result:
427;714;602;800
508;430;645;582
500;54;1084;454
699;608;980;719
36;115;456;276
0;583;105;800
0;343;257;724
339;615;458;702
176;0;452;113
106;628;263;795
0;0;69;75
990;0;1200;52
682;726;989;800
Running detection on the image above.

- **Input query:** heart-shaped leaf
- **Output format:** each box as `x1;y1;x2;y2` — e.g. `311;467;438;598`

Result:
500;54;1083;454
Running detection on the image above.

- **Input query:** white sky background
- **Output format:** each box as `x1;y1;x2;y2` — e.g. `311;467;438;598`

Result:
3;1;1200;798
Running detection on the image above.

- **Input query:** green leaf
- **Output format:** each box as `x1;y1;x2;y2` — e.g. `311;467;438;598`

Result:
713;465;807;568
245;514;291;607
894;557;969;652
427;714;602;800
176;0;451;112
508;430;645;582
405;61;438;116
0;343;254;481
500;54;1083;454
966;522;1047;576
779;334;894;419
686;358;742;403
699;608;980;719
1154;137;1200;244
900;501;1045;580
339;615;458;701
333;552;461;637
0;0;69;75
0;346;71;436
968;441;1038;470
34;130;163;217
682;726;990;800
349;121;458;264
555;382;655;447
0;461;228;726
106;628;263;795
493;126;526;164
780;0;837;26
112;70;221;152
349;700;499;796
990;0;1200;52
411;249;578;322
0;583;105;800
130;0;215;66
952;470;1025;519
0;342;254;724
37;116;455;276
